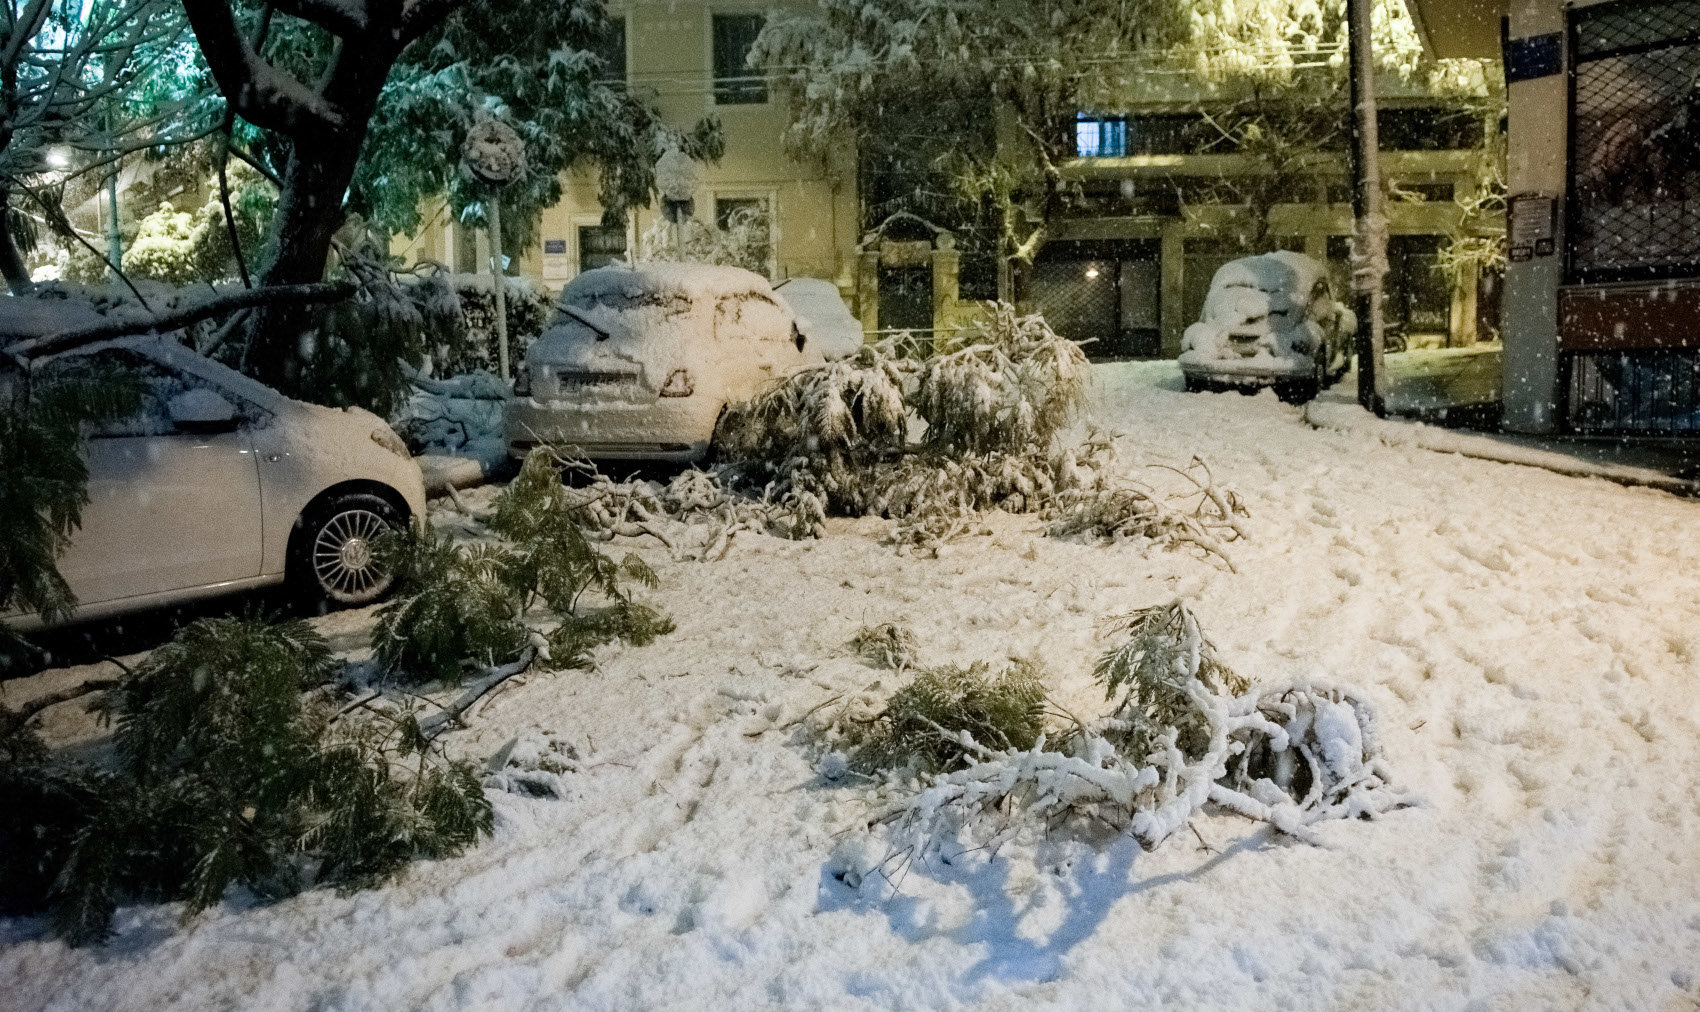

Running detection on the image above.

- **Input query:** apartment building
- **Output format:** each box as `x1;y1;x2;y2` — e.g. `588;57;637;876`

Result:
409;1;858;294
1028;80;1499;359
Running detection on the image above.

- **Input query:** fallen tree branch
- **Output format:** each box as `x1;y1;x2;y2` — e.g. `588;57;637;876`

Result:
6;282;356;361
14;677;118;723
417;647;537;740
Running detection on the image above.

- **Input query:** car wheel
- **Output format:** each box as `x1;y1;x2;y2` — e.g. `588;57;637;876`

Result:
292;492;402;607
1275;377;1320;404
1183;374;1206;393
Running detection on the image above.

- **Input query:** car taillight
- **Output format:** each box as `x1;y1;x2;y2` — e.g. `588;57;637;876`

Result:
659;369;694;398
512;365;531;397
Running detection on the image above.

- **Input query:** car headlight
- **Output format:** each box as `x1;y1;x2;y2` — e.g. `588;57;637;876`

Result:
370;426;411;460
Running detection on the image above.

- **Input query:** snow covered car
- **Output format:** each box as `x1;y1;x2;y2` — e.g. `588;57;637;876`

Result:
1179;251;1355;402
507;263;827;462
3;337;426;630
774;277;865;361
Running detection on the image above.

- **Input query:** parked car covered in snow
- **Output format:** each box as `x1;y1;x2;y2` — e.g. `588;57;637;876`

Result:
774;277;865;361
507;263;827;462
1179;251;1355;402
3;337;426;629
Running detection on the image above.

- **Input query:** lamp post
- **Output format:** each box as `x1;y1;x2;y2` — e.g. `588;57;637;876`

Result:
461;117;526;382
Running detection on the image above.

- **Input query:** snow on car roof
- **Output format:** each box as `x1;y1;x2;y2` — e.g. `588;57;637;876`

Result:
1206;249;1329;296
774;278;863;360
559;262;777;306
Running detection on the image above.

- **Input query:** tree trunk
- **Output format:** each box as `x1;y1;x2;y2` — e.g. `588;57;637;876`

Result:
242;59;391;390
0;189;35;295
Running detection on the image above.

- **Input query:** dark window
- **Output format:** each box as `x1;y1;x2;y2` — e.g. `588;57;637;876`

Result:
713;14;767;105
1378;107;1484;151
577;224;626;272
592;16;626;87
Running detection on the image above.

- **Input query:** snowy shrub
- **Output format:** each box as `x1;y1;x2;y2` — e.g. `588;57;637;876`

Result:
427;272;553;377
873;603;1407;870
1048;456;1250;569
715;305;1107;551
373;526;532;684
913;304;1088;454
636;203;773;277
0;618;491;946
375;451;673;683
854;660;1049;774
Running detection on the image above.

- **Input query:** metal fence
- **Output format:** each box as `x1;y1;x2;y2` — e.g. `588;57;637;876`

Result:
1566;0;1700;433
1567;349;1700;433
1569;0;1700;282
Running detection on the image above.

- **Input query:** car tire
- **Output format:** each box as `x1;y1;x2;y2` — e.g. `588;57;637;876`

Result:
1183;374;1206;393
1276;378;1321;404
291;492;403;608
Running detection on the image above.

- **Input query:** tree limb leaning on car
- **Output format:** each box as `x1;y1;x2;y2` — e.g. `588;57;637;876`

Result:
3;282;356;365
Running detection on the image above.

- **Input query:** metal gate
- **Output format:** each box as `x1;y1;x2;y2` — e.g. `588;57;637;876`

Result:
1565;0;1700;432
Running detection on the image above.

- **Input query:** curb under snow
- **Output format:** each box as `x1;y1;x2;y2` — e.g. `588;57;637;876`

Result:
1303;401;1700;497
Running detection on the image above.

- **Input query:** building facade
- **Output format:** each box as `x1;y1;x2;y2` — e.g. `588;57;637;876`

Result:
1410;0;1700;435
1027;87;1498;360
402;0;859;297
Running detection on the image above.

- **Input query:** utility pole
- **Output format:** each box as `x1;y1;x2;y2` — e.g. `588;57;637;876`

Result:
487;192;510;382
1346;0;1388;415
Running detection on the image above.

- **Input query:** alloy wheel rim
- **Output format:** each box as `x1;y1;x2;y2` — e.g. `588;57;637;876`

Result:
312;508;390;599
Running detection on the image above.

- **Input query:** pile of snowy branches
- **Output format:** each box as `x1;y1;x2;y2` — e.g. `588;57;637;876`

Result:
706;302;1248;561
837;602;1406;874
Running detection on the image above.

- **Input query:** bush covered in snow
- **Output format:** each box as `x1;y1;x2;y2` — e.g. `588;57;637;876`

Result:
0;618;490;946
423;271;553;378
854;660;1049;774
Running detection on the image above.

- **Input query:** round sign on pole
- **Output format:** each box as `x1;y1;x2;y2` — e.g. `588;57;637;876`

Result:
459;116;525;382
462;118;527;187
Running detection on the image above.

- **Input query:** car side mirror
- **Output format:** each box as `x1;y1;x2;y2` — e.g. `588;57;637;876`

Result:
168;388;241;434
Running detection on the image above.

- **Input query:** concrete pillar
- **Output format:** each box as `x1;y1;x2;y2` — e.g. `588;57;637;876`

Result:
856;247;880;339
1500;3;1568;433
932;233;960;343
1159;224;1187;358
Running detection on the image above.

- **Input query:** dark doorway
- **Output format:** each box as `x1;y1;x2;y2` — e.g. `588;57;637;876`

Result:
1029;239;1161;358
877;266;933;343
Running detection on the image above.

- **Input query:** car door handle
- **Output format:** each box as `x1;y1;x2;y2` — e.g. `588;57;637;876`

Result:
265;453;282;463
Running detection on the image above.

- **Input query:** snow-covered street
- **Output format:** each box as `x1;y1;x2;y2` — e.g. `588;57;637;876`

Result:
8;361;1700;1010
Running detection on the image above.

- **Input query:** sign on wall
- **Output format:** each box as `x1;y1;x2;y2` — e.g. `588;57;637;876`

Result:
1508;194;1557;262
542;238;572;280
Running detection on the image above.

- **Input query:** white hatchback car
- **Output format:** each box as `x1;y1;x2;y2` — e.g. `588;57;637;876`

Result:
507;263;829;462
5;337;426;630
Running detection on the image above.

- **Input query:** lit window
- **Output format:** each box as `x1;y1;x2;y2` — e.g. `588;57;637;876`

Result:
1075;116;1128;158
